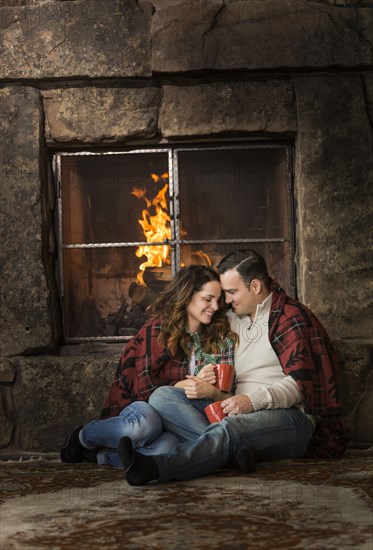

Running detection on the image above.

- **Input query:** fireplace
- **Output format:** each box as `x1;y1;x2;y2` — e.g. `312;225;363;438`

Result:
54;143;294;341
1;0;371;456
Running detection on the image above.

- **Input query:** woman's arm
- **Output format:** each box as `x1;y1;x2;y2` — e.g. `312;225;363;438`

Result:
179;375;232;401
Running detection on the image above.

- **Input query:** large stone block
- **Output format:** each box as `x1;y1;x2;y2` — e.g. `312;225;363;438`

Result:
11;351;119;452
43;86;161;145
294;75;373;339
0;87;57;356
152;0;373;73
160;80;296;137
0;358;17;449
0;0;151;79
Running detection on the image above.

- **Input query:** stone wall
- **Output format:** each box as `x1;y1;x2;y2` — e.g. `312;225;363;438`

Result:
1;0;372;453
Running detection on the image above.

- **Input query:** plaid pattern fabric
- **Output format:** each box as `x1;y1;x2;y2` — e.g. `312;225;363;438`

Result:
100;316;235;419
186;330;235;374
268;282;348;458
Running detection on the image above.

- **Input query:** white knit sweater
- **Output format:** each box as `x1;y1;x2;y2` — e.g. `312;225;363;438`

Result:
229;294;306;412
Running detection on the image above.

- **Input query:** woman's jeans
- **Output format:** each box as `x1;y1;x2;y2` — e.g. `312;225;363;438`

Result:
149;386;315;482
79;401;179;468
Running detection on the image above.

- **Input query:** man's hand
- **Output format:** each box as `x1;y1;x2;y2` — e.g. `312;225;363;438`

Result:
221;395;254;415
196;364;216;385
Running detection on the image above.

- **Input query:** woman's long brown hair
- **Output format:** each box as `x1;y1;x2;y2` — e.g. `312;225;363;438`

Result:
148;265;237;356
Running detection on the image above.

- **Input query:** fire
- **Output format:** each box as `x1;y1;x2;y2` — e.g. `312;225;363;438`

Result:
192;251;212;266
132;173;171;285
132;172;212;287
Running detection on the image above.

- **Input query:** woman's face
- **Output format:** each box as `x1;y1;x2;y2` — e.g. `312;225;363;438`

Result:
186;280;221;333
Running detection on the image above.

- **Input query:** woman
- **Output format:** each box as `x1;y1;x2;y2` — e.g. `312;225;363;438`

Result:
60;265;237;467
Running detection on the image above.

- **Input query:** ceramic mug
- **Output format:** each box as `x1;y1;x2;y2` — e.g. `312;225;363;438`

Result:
214;363;234;392
205;401;227;424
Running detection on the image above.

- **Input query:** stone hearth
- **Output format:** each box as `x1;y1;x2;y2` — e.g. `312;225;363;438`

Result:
1;0;372;454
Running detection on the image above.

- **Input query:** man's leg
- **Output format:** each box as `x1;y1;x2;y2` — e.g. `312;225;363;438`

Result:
149;386;212;441
99;431;180;468
225;407;314;461
119;420;233;484
119;407;314;483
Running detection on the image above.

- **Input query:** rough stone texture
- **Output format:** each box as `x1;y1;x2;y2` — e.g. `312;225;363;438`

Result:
0;87;57;356
334;340;373;446
42;86;161;145
11;352;118;452
0;0;151;79
152;0;373;73
159;80;296;138
0;358;17;449
0;0;372;454
364;71;373;124
0;357;16;384
294;75;373;339
353;371;373;445
0;387;15;449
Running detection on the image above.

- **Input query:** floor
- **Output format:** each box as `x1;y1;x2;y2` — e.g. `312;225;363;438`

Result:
0;448;372;550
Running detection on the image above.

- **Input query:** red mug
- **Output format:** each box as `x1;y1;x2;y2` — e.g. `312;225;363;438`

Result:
214;363;234;392
205;401;227;424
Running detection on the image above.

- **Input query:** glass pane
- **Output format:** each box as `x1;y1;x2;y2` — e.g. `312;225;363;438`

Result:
61;153;169;244
58;146;293;341
63;246;172;339
177;148;288;241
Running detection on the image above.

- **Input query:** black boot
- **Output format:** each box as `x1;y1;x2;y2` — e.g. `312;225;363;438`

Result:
117;436;159;486
60;426;85;463
82;449;99;463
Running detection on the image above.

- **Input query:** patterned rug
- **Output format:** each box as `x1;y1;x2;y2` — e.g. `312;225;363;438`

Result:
1;449;372;549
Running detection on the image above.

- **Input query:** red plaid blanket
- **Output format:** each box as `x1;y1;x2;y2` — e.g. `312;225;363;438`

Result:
269;282;348;458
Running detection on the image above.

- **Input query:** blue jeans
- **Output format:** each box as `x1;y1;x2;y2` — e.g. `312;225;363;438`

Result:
149;386;212;442
149;386;314;482
80;401;180;468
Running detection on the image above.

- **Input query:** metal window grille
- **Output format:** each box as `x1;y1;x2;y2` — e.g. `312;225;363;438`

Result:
53;143;295;342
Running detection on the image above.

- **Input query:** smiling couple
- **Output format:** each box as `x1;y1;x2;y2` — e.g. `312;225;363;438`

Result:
61;251;347;483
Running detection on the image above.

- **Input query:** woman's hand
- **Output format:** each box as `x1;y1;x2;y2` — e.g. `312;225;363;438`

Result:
184;374;233;401
184;375;216;399
196;364;217;385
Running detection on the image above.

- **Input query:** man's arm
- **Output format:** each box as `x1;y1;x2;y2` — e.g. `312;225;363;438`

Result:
221;376;302;415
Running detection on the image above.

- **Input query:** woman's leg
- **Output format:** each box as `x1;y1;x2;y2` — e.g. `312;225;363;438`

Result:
149;386;211;442
80;401;164;451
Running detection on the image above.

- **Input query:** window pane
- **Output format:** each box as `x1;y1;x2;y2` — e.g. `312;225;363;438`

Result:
62;246;172;339
177;148;289;241
58;145;293;341
61;153;169;244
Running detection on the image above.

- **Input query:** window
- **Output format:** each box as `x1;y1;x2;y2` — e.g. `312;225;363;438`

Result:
54;144;294;341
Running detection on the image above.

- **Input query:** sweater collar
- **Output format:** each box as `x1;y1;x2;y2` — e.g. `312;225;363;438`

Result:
253;292;273;322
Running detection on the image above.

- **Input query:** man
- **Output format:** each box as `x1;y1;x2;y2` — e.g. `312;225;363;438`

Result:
118;250;348;485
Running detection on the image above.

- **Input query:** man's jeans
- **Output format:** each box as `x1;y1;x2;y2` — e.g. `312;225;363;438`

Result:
149;386;314;482
80;401;180;468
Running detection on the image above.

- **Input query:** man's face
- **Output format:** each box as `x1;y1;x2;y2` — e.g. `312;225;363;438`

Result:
220;269;257;317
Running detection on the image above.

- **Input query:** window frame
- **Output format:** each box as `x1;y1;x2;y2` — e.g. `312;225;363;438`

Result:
53;142;295;342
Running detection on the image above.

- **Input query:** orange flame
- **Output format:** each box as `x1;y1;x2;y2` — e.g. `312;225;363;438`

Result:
132;173;171;285
192;251;212;266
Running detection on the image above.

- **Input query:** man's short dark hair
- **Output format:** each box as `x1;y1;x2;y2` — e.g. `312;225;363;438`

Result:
217;249;271;290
